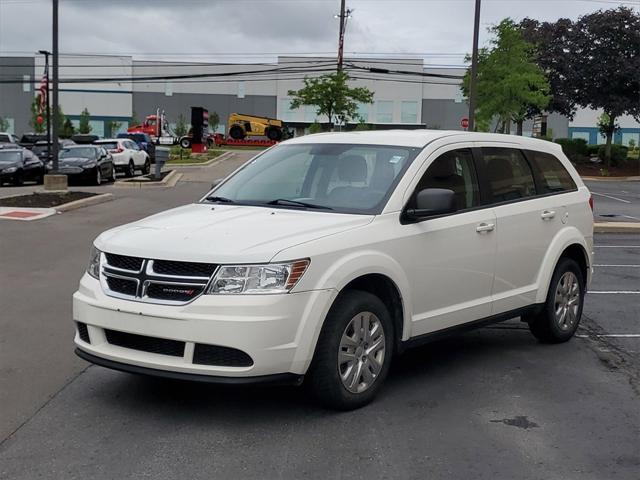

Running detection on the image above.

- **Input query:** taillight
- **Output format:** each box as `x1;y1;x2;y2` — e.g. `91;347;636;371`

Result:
110;147;124;153
589;195;594;211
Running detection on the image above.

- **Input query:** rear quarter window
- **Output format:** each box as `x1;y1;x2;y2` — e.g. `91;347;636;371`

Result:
528;151;577;193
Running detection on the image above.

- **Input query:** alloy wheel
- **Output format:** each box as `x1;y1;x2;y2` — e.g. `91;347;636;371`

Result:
554;271;580;331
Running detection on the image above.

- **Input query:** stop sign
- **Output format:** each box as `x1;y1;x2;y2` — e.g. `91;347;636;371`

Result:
461;117;469;129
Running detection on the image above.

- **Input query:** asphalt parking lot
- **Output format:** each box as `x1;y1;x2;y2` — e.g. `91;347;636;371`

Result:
585;179;640;222
0;157;638;479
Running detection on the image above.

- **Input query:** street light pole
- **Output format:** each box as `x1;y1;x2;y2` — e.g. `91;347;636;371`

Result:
337;0;346;71
51;0;59;173
38;50;51;166
468;0;481;132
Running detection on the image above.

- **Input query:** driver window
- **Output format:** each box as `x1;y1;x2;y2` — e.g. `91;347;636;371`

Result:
411;149;480;211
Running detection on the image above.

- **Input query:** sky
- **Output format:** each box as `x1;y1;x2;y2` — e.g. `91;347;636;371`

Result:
0;0;639;67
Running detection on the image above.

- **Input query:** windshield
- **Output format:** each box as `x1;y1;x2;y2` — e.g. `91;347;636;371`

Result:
207;143;420;214
60;147;97;159
0;151;21;163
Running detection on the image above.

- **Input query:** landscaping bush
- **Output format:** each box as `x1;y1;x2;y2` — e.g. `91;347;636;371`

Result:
308;122;323;134
555;138;589;163
587;144;603;156
598;144;629;166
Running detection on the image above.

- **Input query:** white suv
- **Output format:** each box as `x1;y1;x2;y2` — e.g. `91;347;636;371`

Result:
74;131;593;409
94;138;150;177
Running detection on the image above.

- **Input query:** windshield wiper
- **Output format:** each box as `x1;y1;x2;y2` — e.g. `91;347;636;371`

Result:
265;199;333;210
204;195;236;204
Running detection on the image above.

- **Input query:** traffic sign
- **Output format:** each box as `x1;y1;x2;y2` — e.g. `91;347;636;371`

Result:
461;117;469;129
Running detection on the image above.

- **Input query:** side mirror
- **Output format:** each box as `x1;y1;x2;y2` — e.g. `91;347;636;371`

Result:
405;188;456;220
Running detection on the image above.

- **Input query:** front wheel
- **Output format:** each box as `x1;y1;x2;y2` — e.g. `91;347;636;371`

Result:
180;137;191;149
94;167;102;185
307;290;394;410
526;257;585;343
13;170;24;186
142;159;150;175
126;160;135;177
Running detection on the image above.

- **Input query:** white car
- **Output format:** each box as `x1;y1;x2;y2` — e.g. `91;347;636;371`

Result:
74;131;593;409
94;138;149;177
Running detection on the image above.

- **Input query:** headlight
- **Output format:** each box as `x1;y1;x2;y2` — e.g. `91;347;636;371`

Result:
82;161;97;169
4;166;17;173
207;259;309;294
87;245;102;279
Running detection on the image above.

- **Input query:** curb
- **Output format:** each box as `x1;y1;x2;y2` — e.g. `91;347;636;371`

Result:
55;192;114;212
594;222;640;233
582;176;640;182
114;170;183;188
166;151;234;168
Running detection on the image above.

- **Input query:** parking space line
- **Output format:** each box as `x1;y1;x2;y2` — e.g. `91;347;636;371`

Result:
594;246;640;248
594;264;640;268
576;334;640;338
592;192;631;203
622;215;640;221
588;291;640;294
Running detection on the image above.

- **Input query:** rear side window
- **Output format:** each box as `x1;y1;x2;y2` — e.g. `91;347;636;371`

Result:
528;151;577;193
481;148;536;203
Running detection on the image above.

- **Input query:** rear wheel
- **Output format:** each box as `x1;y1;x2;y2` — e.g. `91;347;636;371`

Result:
180;137;191;149
142;158;151;175
266;127;282;141
307;290;394;410
526;257;584;343
126;160;135;177
229;125;245;140
94;168;102;185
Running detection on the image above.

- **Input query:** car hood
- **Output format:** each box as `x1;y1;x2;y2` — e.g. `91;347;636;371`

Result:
0;161;19;170
95;203;373;264
58;157;93;166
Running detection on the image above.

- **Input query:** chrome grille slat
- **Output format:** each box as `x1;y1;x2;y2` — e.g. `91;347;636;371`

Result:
100;253;217;305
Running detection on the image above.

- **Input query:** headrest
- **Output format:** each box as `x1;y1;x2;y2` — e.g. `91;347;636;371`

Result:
429;155;457;178
338;155;367;182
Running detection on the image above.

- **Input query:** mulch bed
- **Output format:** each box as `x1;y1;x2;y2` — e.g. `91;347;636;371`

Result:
0;191;97;208
575;160;640;178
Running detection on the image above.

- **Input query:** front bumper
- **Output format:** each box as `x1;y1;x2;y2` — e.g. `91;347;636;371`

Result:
73;273;336;380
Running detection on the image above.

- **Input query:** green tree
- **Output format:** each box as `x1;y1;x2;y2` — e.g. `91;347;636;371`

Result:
208;111;220;133
61;118;75;138
29;96;46;133
288;71;374;130
174;114;188;137
107;120;122;137
463;19;551;134
78;108;92;134
0;116;9;132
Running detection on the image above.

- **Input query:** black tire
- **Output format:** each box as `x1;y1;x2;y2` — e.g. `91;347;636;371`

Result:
306;290;394;410
110;165;117;182
126;160;135;177
266;127;282;141
229;125;245;140
36;172;44;185
143;158;151;175
13;170;24;186
180;137;191;149
94;167;102;185
526;257;585;343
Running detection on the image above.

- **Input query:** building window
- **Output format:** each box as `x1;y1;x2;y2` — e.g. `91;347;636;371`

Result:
400;101;418;124
237;82;245;99
376;101;393;123
356;102;370;123
279;98;296;122
304;105;317;123
89;120;105;137
164;81;173;97
23;75;31;92
570;131;590;143
621;132;640;147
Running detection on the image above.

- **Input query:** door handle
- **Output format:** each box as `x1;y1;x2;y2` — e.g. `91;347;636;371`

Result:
541;210;556;220
476;222;495;233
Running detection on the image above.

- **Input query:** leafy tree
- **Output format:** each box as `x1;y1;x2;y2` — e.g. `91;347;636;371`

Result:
107;120;122;137
463;19;551;134
354;122;373;131
208;111;220;133
61;118;75;138
174;114;188;137
288;71;374;130
570;8;640;166
78;108;92;134
130;111;140;126
29;97;46;133
0;116;9;132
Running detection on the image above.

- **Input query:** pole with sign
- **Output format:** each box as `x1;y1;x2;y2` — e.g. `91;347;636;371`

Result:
461;117;469;131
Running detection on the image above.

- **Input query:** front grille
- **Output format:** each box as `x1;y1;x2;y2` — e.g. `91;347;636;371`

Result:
76;322;90;343
153;260;217;277
193;343;254;367
146;283;204;302
105;253;143;271
106;276;137;296
105;329;185;357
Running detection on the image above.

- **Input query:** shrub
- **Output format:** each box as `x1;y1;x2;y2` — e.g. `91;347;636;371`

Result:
598;144;629;167
587;144;603;156
308;122;323;134
555;138;589;163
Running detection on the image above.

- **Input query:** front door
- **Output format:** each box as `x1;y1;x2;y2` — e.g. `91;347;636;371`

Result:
393;146;497;337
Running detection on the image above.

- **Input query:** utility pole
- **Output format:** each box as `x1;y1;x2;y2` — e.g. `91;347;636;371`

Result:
335;1;352;72
51;0;60;173
38;50;51;166
468;0;481;132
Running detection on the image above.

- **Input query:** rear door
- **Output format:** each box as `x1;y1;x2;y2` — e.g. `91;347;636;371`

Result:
478;146;566;314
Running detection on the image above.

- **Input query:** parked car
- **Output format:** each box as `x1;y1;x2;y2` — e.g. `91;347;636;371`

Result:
51;145;115;185
94;138;150;177
32;139;76;162
74;131;593;410
117;132;156;163
0;132;20;145
0;147;45;185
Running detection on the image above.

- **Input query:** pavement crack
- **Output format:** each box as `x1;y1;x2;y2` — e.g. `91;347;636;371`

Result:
490;416;539;430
